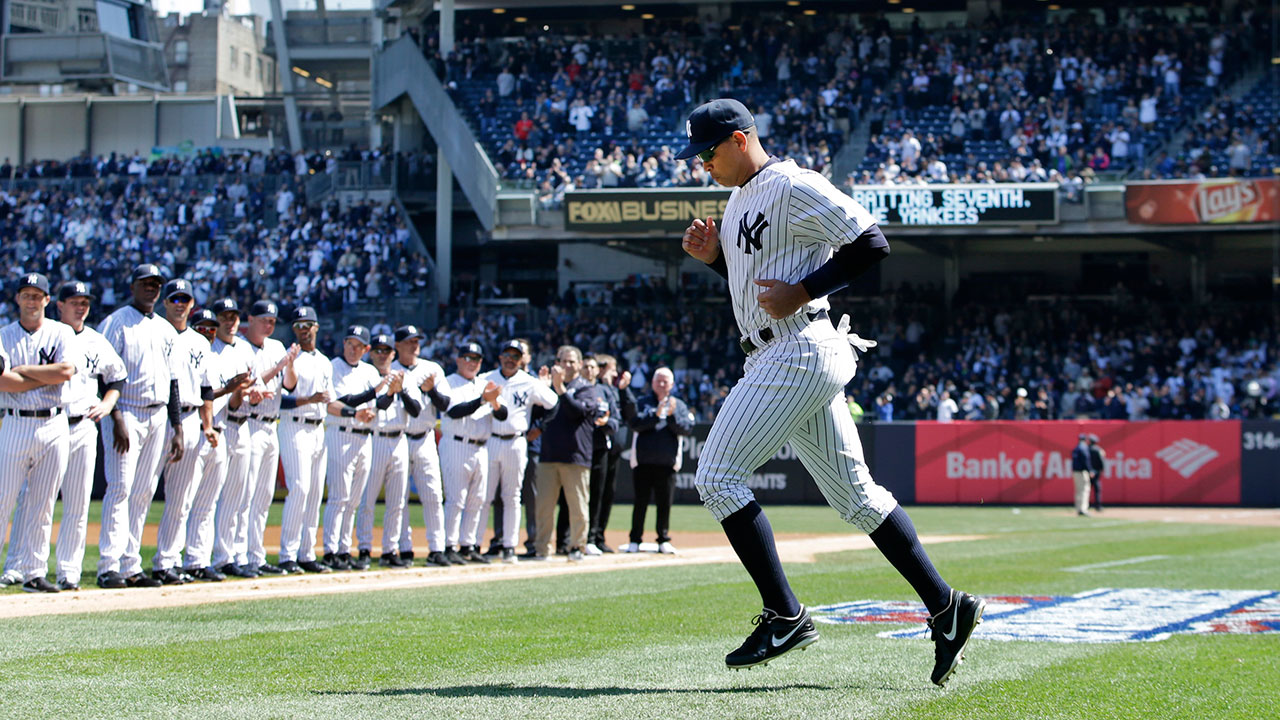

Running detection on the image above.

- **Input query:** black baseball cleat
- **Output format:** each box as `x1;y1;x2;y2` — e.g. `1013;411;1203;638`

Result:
97;571;127;589
379;552;409;568
445;548;467;565
189;566;225;582
400;550;415;565
464;547;492;564
351;550;371;571
425;551;452;567
257;563;285;575
125;572;162;588
483;544;501;557
277;561;301;574
726;605;820;669
298;560;331;574
218;563;254;578
22;577;60;593
56;579;81;592
928;589;986;687
151;568;188;585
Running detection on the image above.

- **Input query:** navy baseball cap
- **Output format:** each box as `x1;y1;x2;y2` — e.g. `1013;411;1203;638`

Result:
249;299;278;318
16;272;50;296
163;278;194;299
211;297;240;315
456;341;484;358
130;264;164;284
344;324;371;345
500;340;525;354
674;98;755;160
394;324;423;343
57;281;92;302
191;309;219;327
290;306;318;324
370;333;394;349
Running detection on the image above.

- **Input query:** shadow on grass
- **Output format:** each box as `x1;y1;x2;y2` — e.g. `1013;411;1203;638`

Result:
316;682;848;699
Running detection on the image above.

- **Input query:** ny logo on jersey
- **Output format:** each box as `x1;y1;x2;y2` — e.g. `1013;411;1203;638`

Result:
512;391;529;408
190;349;204;367
163;338;174;358
84;352;100;375
737;212;769;254
38;347;56;365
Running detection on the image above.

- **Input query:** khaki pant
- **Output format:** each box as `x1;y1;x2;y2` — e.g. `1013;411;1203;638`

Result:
535;462;589;556
1072;471;1092;514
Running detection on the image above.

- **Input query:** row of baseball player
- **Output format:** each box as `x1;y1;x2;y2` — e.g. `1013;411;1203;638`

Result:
0;263;687;593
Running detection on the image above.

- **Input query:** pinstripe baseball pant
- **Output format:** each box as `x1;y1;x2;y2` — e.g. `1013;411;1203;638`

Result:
486;436;527;549
277;419;327;563
211;418;253;568
357;434;408;554
398;433;444;554
1;415;70;581
695;318;897;534
440;436;488;549
152;411;206;570
322;427;372;555
98;405;168;577
183;430;227;569
244;417;281;568
55;417;99;584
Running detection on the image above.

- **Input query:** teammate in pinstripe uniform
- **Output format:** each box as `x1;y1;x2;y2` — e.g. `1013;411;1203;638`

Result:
183;309;250;581
239;300;295;576
482;340;558;564
321;325;387;571
355;333;418;568
52;281;126;591
0;273;76;593
275;306;334;574
96;264;184;589
438;342;505;565
391;325;452;568
149;279;217;584
210;298;259;579
677;99;984;685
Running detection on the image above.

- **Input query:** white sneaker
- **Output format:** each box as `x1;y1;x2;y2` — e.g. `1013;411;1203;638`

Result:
623;542;640;553
584;543;603;556
0;570;21;586
658;541;678;555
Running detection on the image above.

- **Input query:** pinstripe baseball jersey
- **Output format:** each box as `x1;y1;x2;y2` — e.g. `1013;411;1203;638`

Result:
719;158;877;338
281;349;332;422
482;368;557;434
97;305;177;409
200;347;231;421
212;337;256;422
331;358;380;429
171;328;210;407
0;320;76;410
439;373;492;441
245;336;287;416
64;327;127;417
394;357;446;434
371;371;411;432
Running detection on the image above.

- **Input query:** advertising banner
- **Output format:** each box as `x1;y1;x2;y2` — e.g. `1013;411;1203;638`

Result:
915;421;1241;505
1124;178;1279;225
1240;420;1280;507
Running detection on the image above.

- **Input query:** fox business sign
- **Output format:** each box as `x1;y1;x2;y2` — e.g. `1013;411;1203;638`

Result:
565;189;731;232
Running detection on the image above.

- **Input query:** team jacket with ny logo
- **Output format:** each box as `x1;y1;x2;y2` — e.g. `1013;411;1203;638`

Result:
718;158;878;338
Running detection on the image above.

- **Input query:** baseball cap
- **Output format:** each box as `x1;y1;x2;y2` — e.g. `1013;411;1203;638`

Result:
210;297;240;315
394;324;424;343
57;281;92;302
1088;434;1100;443
456;341;484;358
500;340;525;355
344;324;371;345
191;309;219;327
163;278;194;299
249;299;278;318
16;272;50;296
290;306;318;324
1078;433;1088;441
129;263;164;284
674;98;755;160
370;333;394;349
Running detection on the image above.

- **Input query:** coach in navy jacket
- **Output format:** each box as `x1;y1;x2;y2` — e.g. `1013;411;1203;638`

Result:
626;367;694;552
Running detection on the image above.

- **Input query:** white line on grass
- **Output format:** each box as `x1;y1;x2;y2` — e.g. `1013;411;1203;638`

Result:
1063;555;1170;573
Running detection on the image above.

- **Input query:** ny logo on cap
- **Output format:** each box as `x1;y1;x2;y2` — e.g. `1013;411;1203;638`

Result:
26;274;39;285
686;120;693;138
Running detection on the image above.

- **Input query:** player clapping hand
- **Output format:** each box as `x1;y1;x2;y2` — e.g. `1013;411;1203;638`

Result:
682;217;721;263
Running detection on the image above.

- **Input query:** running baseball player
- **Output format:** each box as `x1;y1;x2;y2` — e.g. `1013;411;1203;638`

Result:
150;279;216;585
391;325;452;568
96;264;183;589
183;309;248;581
677;98;984;685
52;281;126;591
210;298;259;580
438;342;505;565
483;340;558;563
321;325;387;571
356;333;417;568
240;300;295;576
0;273;76;593
276;306;333;574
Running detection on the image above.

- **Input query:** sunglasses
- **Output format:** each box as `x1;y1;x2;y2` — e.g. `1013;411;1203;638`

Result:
293;321;317;329
698;136;729;164
459;355;482;361
371;347;393;354
168;295;193;304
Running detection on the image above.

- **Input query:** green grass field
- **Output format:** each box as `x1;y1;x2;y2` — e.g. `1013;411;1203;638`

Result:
2;505;1277;719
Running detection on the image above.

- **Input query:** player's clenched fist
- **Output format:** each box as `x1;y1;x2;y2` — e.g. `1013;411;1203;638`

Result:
682;217;721;264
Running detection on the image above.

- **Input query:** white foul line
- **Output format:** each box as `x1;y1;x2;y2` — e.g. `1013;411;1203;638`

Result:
1063;555;1170;573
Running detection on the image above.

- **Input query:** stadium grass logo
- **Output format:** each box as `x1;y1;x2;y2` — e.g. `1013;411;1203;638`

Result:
1155;439;1220;479
812;588;1280;643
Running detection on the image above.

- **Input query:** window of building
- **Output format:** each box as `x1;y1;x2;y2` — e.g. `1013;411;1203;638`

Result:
174;40;189;64
243;52;251;77
78;9;98;32
230;46;238;70
257;58;263;83
174;80;188;93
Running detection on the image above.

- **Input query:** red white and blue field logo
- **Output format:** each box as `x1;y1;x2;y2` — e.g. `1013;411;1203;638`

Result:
812;589;1280;643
